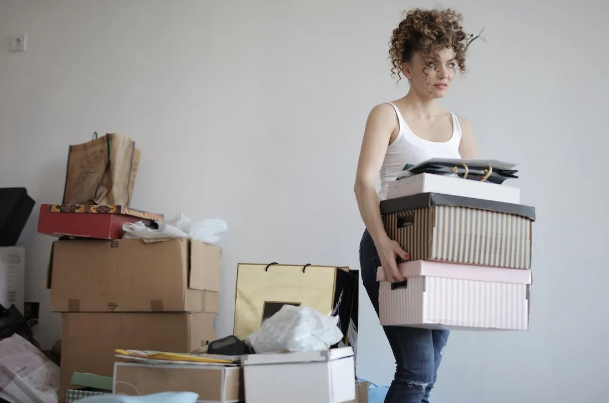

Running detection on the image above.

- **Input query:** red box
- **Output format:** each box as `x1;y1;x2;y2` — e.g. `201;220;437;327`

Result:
37;204;163;240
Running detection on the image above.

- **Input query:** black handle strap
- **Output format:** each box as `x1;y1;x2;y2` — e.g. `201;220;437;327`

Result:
264;262;278;272
264;262;312;273
391;280;408;290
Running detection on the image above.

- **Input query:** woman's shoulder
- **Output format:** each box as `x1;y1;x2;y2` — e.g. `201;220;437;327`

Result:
363;103;400;140
369;101;398;115
366;102;400;124
454;114;473;133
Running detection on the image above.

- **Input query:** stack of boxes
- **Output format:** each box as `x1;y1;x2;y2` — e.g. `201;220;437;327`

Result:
39;205;222;402
377;163;535;330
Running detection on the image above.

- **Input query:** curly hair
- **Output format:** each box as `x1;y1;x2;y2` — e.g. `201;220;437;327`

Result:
389;8;468;82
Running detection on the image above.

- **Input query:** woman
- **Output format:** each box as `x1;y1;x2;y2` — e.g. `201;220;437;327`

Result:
354;8;478;403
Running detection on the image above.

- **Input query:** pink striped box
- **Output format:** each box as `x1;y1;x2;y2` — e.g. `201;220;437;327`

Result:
377;261;531;330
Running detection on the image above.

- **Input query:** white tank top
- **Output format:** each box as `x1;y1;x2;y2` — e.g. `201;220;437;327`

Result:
378;102;462;200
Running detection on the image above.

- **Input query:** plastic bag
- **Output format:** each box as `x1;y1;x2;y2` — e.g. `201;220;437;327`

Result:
246;305;343;353
123;213;227;244
0;334;60;403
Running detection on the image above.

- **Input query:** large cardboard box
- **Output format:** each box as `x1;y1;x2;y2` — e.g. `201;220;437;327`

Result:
47;238;220;313
0;247;24;312
380;193;535;269
387;173;520;203
59;312;216;402
377;261;531;330
114;362;243;403
242;347;355;403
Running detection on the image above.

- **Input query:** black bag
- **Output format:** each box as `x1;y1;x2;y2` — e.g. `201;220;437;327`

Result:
207;335;252;356
0;304;36;346
402;159;518;184
0;188;35;247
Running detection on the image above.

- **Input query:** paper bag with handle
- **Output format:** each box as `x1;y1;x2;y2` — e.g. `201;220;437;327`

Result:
62;133;141;206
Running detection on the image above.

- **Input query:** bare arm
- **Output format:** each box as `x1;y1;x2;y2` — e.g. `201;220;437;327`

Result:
458;116;478;159
354;104;408;282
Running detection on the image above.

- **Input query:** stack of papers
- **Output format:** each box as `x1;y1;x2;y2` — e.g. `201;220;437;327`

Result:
114;350;241;366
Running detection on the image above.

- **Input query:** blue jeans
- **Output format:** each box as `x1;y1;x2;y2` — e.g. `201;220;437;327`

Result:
359;229;450;403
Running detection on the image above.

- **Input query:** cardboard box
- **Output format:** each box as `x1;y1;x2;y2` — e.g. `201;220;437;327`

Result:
242;347;355;403
233;263;357;347
346;381;370;403
377;261;531;330
37;203;163;240
387;173;521;203
380;193;536;269
0;247;24;312
47;238;220;312
114;362;243;403
59;312;216;402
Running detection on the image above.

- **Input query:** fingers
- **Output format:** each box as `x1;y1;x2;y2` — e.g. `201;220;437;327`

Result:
392;242;410;261
385;255;404;282
390;262;404;282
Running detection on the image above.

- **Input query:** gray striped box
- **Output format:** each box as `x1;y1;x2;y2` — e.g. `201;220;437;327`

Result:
380;193;535;269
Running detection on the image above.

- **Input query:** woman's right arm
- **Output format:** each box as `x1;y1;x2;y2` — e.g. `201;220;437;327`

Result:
354;104;409;282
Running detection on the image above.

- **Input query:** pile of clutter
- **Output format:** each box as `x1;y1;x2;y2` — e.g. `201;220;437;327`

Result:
1;133;365;403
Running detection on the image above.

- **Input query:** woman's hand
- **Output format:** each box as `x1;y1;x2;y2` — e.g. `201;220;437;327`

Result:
376;236;409;283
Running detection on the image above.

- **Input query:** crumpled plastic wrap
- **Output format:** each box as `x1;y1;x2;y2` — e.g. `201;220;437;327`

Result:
122;213;227;244
74;392;199;403
246;305;344;354
0;334;60;403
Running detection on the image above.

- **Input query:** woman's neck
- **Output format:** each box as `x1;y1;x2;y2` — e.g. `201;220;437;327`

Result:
401;89;442;120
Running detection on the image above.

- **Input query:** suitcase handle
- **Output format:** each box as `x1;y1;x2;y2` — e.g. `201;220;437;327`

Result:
391;280;408;290
397;214;415;228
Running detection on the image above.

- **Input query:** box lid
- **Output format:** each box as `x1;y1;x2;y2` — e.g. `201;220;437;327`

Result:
376;261;532;284
70;372;113;391
379;192;535;221
42;203;163;221
242;347;353;366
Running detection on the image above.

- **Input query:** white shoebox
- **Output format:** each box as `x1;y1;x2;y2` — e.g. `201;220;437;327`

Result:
0;247;25;312
388;173;520;203
242;347;355;403
377;261;531;330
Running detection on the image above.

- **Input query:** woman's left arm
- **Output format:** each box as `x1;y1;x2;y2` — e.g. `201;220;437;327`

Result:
458;116;478;159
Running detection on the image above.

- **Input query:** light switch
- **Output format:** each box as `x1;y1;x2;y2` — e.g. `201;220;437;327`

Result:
9;35;27;52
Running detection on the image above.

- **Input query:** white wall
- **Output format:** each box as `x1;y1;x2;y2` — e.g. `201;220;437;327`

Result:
1;0;608;402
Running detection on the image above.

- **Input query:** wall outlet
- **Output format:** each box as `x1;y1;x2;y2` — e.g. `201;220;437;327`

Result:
9;34;27;52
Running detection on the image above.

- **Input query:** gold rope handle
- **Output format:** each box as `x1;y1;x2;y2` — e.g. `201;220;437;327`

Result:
451;162;469;179
481;165;493;182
